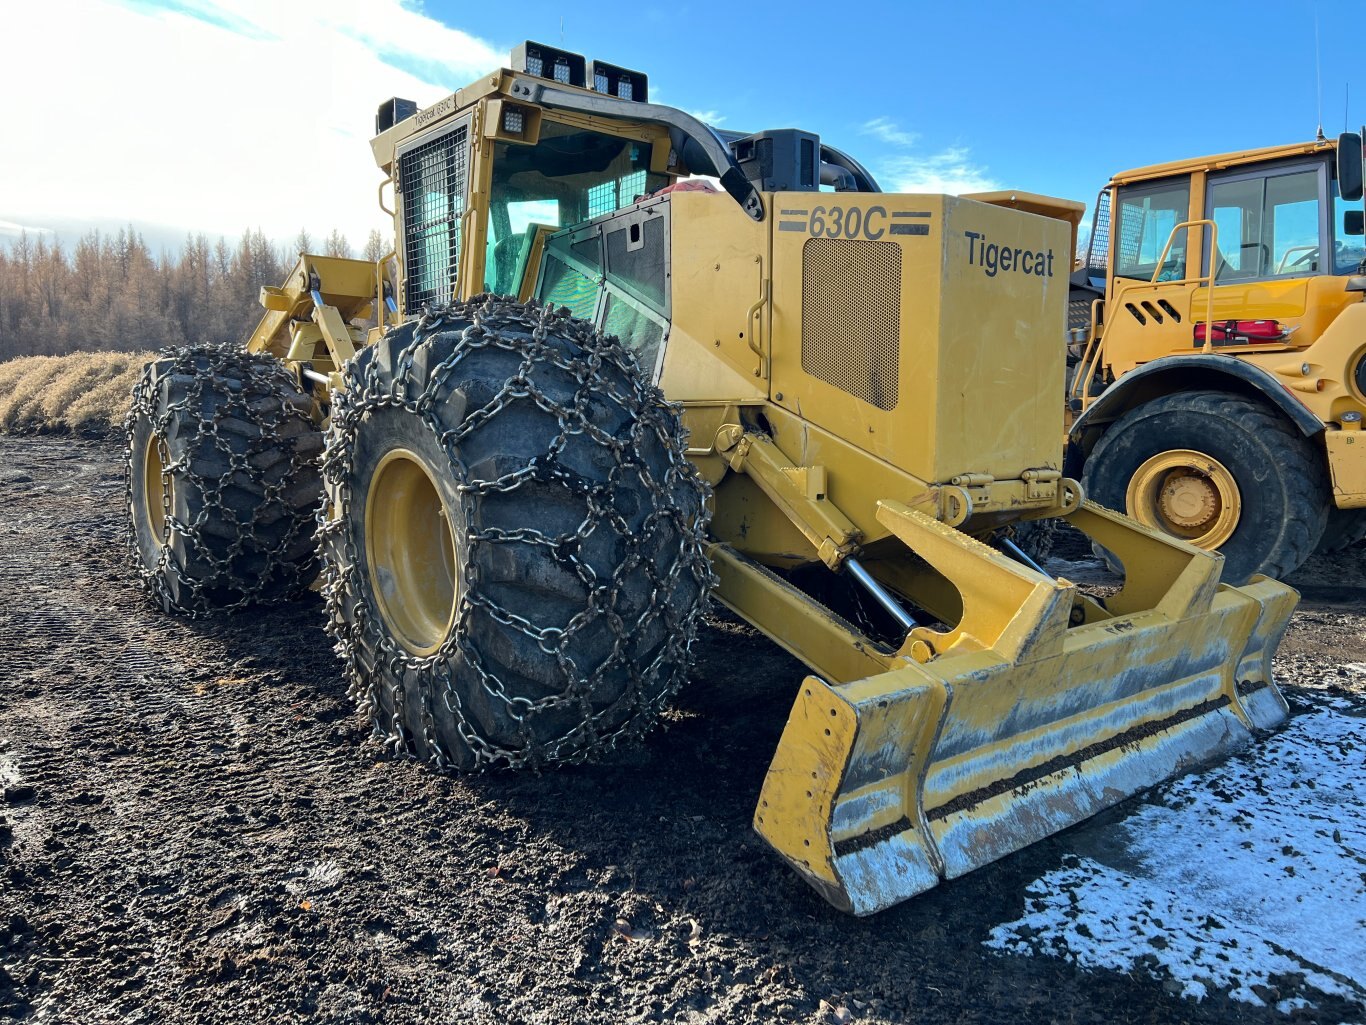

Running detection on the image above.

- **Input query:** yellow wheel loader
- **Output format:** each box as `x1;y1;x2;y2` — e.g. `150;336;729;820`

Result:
1068;134;1366;583
124;41;1298;915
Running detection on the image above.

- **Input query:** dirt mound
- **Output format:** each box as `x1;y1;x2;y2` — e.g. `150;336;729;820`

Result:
0;351;151;435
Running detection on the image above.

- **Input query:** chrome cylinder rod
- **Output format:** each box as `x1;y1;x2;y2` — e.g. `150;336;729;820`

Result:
845;557;918;630
1000;536;1048;577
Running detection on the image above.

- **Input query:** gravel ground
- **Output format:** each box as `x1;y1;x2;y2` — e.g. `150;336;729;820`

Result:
1;434;1363;1025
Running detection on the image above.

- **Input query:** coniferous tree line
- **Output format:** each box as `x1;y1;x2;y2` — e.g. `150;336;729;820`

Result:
0;226;391;360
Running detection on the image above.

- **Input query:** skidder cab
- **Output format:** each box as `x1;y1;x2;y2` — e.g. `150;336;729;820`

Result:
125;40;1299;916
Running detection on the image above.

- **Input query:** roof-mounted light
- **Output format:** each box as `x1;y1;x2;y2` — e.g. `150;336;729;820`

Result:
511;41;586;88
587;59;648;103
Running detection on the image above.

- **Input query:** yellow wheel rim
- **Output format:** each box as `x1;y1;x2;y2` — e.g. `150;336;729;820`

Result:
141;433;171;544
1125;448;1241;550
364;448;458;656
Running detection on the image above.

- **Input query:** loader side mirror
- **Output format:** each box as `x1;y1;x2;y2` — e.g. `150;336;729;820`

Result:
1345;210;1364;236
1338;132;1363;202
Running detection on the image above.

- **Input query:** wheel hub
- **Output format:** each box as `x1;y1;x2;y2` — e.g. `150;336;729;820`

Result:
364;449;458;656
1126;449;1242;550
1157;472;1219;530
141;433;171;544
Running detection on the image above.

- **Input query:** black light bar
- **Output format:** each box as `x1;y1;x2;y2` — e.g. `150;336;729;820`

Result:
510;41;586;88
587;59;648;103
375;96;418;134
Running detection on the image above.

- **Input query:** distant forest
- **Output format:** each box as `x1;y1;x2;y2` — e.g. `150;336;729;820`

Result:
0;227;392;361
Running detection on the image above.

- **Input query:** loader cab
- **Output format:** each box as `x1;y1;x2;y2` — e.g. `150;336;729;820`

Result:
1079;136;1366;386
1108;151;1354;287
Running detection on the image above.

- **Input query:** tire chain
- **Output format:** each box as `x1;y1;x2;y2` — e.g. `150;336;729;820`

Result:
123;343;321;616
318;296;717;770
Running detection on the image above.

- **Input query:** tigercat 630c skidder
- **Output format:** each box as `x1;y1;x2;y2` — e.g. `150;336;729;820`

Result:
125;41;1298;915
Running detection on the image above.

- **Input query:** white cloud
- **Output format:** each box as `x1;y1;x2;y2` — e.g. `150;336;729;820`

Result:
857;115;997;195
881;147;1001;196
0;220;55;238
687;109;727;127
0;0;504;249
860;116;918;148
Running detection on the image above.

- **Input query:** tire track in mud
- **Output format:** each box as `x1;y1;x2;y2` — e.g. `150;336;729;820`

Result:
1;434;1363;1025
0;443;359;1022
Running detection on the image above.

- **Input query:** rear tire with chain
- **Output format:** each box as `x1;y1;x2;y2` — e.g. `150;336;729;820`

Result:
1316;507;1366;553
320;297;714;770
1083;390;1328;584
125;345;323;615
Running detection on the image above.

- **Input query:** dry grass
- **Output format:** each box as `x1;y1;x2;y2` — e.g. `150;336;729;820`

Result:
0;351;152;435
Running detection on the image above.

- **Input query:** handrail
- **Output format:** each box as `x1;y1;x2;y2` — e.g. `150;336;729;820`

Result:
1071;297;1107;406
376;249;398;333
745;258;770;378
1071;219;1222;409
1150;219;1219;354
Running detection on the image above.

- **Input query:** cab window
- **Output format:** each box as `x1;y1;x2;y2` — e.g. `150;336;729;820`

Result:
1114;181;1190;281
483;121;665;296
1206;165;1324;281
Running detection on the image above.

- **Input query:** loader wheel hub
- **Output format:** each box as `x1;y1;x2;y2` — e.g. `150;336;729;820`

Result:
141;434;170;543
365;449;457;656
1126;449;1241;549
1159;474;1218;528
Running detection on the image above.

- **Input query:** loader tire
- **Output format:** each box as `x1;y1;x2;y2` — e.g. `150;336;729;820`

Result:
319;297;714;771
1316;507;1366;553
125;345;323;615
1083;390;1328;585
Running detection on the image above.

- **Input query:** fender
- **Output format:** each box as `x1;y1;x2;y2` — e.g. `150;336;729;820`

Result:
1070;354;1325;453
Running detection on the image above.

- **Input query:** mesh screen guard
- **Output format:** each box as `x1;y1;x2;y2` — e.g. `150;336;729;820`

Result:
800;237;901;411
399;124;469;312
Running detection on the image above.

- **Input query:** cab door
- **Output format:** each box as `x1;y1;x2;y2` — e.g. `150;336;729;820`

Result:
1200;159;1330;328
1099;177;1198;375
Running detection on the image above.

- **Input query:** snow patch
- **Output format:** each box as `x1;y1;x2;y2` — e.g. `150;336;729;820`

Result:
987;692;1366;1012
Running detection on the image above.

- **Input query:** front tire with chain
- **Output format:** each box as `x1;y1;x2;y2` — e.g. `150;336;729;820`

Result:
125;345;323;615
320;297;714;771
1083;390;1328;584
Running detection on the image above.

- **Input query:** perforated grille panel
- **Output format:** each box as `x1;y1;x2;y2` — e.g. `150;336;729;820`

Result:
399;123;468;312
801;237;901;410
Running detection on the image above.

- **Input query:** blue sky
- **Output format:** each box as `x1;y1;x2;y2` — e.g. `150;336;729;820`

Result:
443;0;1364;203
2;0;1361;251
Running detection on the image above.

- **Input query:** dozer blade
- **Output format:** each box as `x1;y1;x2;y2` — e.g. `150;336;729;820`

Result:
753;500;1296;915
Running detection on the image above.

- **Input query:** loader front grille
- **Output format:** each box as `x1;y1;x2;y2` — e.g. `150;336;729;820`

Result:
801;238;901;410
399;123;469;313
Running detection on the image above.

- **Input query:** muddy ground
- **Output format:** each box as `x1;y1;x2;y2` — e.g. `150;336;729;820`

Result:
0;434;1362;1025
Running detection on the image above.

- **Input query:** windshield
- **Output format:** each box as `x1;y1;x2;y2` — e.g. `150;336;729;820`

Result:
484;120;667;296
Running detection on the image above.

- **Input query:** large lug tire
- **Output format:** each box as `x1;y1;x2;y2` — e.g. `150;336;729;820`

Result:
124;345;324;615
1082;390;1328;585
1316;507;1366;554
320;297;714;771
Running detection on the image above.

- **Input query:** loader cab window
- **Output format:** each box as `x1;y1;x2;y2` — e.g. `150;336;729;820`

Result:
1205;164;1326;281
1114;181;1190;282
483;121;666;296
